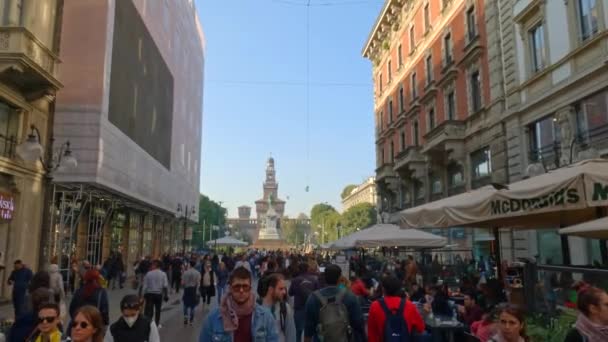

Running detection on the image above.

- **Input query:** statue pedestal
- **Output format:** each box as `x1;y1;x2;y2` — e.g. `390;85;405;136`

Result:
253;229;290;250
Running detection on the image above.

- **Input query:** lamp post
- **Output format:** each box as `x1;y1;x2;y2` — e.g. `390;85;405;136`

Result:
213;225;219;250
17;124;78;268
177;203;196;254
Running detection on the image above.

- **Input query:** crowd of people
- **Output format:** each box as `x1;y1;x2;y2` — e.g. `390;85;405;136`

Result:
1;249;608;341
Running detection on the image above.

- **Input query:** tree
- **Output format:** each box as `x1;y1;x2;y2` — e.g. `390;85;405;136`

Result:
192;194;227;250
341;184;357;199
310;203;340;244
341;202;377;236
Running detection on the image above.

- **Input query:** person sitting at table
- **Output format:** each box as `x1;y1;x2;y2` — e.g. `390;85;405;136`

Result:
488;305;529;342
471;311;498;342
430;285;452;317
409;283;425;302
350;275;370;298
458;291;484;326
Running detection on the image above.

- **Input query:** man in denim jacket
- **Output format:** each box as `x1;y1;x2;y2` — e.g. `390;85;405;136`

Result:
199;266;278;342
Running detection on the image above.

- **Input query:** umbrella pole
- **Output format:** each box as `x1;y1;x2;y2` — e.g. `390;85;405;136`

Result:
493;227;502;281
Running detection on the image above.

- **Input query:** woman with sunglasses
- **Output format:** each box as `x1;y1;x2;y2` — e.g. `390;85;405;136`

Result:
69;306;104;342
26;302;62;342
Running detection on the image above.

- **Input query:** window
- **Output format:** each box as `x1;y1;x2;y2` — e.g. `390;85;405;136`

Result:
379;111;384;131
0;102;18;158
399;86;404;112
380;147;385;164
424;3;431;32
578;0;599;40
388;99;394;123
575;90;608;145
388;60;392;83
466;6;477;42
529;23;546;73
471;147;491;181
398;44;403;67
426;55;433;84
447;163;464;189
444;32;453;65
470;70;482;113
413;120;420;146
389;141;394;163
411;73;417;99
529;115;561;167
379;73;383;93
446;90;456;120
409;25;416;52
400;130;406;151
428;108;436;131
430;173;442;195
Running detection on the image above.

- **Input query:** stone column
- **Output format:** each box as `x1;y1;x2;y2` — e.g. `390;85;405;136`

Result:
556;105;576;166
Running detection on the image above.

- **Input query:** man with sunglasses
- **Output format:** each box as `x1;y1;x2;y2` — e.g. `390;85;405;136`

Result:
199;266;278;342
27;302;62;342
104;294;160;342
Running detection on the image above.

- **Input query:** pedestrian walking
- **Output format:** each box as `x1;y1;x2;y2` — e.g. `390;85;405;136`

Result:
26;302;63;342
69;306;105;342
103;294;160;342
289;262;320;342
69;269;110;334
367;276;425;342
215;262;229;306
304;264;365;342
199;266;278;342
260;273;296;342
564;282;608;342
171;256;183;294
7;259;33;318
7;288;54;342
142;260;169;328
182;261;201;325
200;261;216;310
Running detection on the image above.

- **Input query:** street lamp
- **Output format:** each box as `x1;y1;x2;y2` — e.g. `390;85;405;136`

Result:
212;225;220;250
177;203;196;254
17;124;78;267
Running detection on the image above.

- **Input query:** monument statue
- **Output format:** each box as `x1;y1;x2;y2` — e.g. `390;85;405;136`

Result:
258;197;281;240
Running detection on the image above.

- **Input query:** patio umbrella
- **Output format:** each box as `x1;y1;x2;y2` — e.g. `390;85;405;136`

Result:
559;216;608;239
206;236;248;247
329;224;447;249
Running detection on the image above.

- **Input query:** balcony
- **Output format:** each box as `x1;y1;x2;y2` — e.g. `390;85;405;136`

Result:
376;162;396;182
422;120;466;155
529;142;561;171
0;27;62;98
393;146;426;178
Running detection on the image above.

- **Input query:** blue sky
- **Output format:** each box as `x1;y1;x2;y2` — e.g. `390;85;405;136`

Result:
196;0;383;218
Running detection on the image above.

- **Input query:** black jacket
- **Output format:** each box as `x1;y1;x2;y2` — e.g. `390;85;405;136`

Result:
109;315;152;342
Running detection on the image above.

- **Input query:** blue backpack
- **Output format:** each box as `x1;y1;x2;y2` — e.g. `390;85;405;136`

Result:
379;298;411;342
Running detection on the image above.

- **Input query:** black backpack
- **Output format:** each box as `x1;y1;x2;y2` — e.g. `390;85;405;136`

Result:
379;298;411;342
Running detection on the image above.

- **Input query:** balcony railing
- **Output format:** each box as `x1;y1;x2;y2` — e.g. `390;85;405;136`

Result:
0;26;61;95
529;142;561;171
0;133;16;159
578;122;608;149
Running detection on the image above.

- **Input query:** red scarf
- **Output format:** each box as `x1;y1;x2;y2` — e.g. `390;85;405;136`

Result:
219;290;255;332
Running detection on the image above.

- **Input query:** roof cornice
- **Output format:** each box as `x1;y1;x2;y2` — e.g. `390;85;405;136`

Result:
362;0;407;59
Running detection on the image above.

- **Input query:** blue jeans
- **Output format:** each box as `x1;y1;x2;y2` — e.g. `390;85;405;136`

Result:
217;284;225;305
183;304;196;321
294;309;305;342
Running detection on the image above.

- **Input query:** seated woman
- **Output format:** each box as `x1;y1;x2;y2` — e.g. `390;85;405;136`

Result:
471;312;498;342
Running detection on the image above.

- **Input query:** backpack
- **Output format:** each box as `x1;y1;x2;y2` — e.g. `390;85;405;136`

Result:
313;289;352;342
299;278;315;300
378;298;411;342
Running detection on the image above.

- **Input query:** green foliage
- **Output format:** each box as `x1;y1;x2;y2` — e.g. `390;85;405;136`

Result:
526;310;577;342
310;203;340;244
341;203;377;236
191;194;227;249
341;184;357;199
281;216;310;245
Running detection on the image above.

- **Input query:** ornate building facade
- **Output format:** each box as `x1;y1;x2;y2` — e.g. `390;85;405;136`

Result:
255;157;286;219
342;177;378;211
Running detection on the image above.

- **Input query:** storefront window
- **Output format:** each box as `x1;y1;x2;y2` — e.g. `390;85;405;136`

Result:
537;229;563;265
128;214;141;262
0;102;18;158
110;212;126;252
471;147;491;189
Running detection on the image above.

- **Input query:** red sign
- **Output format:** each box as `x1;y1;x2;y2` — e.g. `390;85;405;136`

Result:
0;192;15;220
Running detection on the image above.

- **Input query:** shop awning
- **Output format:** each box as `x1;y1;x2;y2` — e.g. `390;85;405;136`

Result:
329;224;447;249
559;216;608;239
395;159;608;229
206;236;248;247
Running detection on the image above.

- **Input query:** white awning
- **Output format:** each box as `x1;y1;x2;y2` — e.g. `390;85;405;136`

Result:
206;236;248;247
329;224;447;249
559;217;608;239
395;159;608;229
